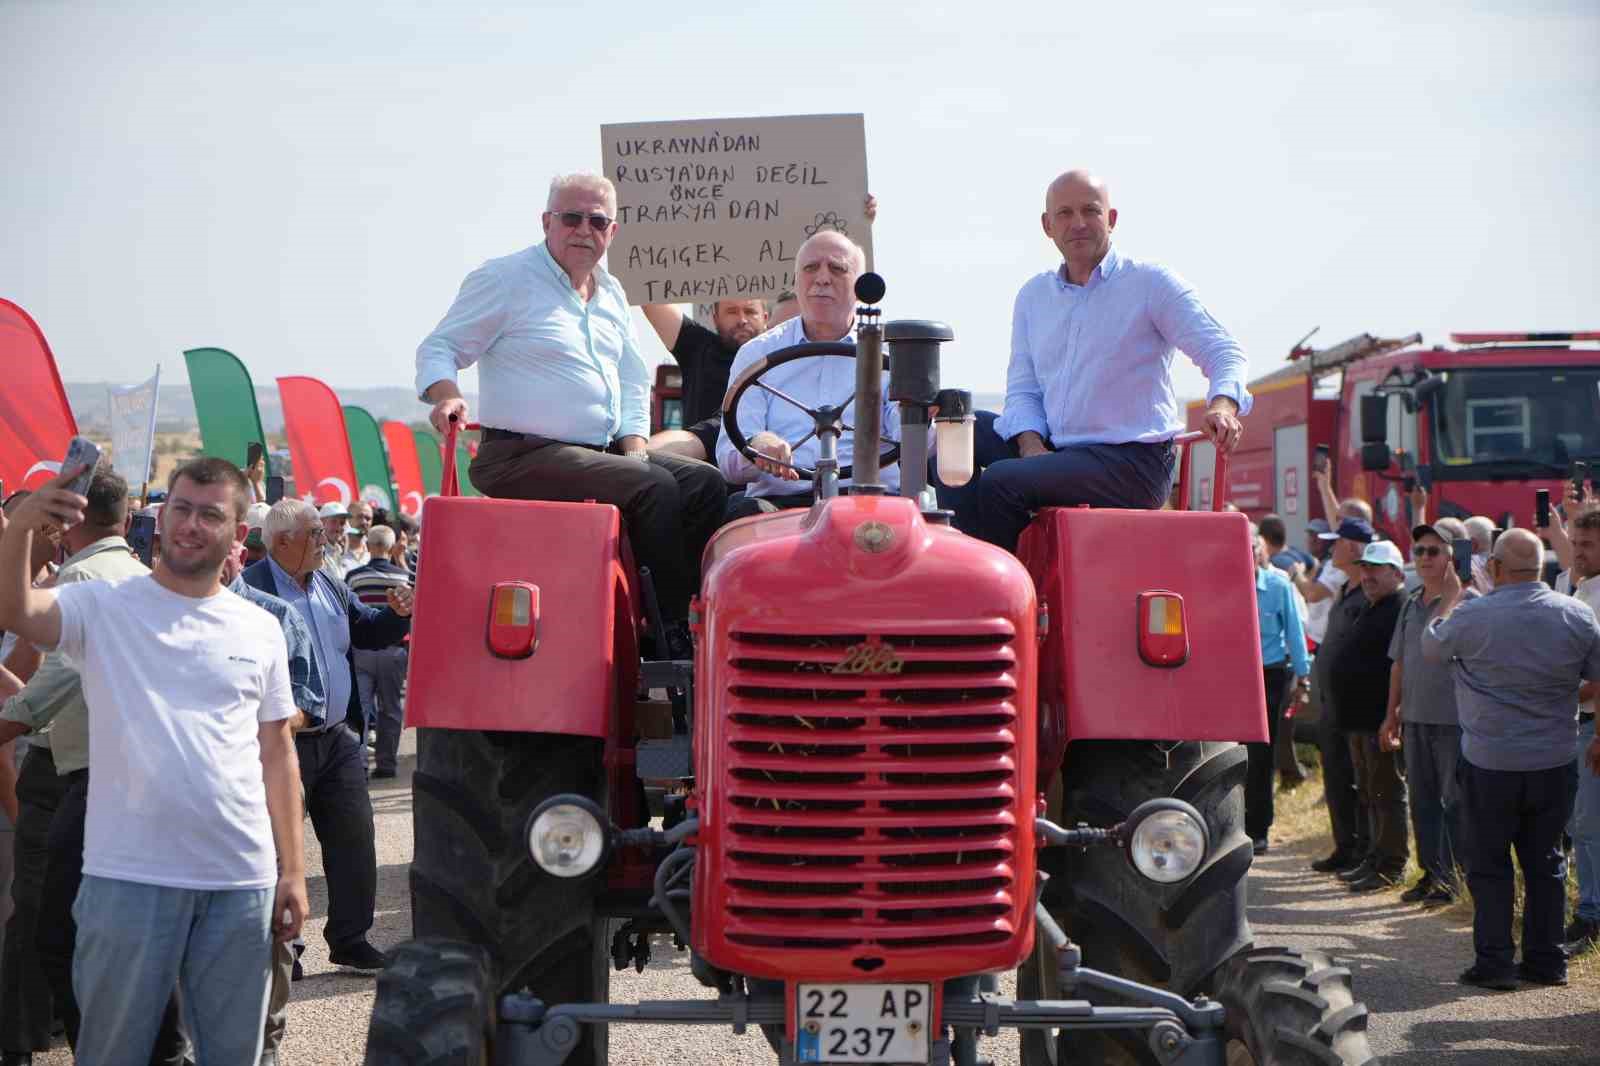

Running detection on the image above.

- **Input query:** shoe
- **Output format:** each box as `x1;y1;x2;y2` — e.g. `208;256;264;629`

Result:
1348;870;1401;893
371;768;397;780
1252;838;1269;855
1310;850;1355;873
1421;884;1457;907
1337;860;1376;883
1400;873;1435;903
1458;964;1518;991
1516;962;1567;986
1564;917;1600;952
329;939;387;972
291;957;304;981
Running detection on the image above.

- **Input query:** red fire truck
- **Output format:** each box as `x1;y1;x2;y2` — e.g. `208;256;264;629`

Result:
1185;331;1600;550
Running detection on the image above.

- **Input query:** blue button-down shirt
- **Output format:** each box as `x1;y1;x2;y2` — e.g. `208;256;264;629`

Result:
1256;565;1311;677
414;242;651;445
228;576;327;724
715;316;903;499
994;247;1253;447
266;558;352;730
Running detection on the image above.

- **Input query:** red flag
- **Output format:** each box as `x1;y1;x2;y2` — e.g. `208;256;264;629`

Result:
380;420;427;517
276;376;358;507
0;300;79;492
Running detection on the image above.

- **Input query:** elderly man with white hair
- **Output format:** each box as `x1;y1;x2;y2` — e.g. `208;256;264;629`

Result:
1464;515;1496;593
415;172;724;657
715;230;902;521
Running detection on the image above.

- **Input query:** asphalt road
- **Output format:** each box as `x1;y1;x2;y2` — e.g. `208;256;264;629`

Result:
39;733;1600;1064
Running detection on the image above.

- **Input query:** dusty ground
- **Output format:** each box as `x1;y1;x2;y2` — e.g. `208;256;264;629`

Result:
38;736;1600;1064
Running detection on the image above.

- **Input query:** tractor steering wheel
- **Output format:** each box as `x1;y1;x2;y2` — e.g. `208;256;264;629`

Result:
719;341;901;482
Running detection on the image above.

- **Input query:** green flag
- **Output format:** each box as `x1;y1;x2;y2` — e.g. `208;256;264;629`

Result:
184;347;269;473
412;427;443;496
341;405;397;511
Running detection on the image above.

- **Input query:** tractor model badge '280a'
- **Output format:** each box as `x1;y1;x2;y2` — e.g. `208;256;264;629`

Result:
367;275;1377;1066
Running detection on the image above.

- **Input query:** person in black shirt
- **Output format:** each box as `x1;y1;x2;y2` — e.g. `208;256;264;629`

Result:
1330;540;1410;892
642;299;770;461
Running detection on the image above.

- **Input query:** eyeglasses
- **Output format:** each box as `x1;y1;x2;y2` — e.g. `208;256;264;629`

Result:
551;211;613;232
1413;546;1444;558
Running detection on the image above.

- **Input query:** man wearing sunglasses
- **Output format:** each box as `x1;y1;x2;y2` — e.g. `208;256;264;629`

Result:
1425;528;1600;990
415;173;724;653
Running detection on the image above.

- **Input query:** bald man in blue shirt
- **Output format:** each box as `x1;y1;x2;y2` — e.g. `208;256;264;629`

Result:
976;171;1251;551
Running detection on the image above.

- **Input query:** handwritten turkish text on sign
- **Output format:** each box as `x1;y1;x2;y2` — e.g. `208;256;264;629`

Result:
601;113;871;305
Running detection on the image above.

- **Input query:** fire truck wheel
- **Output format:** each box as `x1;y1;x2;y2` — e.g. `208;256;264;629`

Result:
1212;947;1377;1065
364;939;494;1066
1019;740;1253;1066
410;729;610;1066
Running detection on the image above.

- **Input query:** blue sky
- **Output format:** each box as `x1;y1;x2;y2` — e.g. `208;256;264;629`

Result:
3;1;1596;409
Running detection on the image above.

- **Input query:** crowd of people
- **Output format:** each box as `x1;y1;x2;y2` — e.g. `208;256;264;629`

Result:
1247;469;1600;992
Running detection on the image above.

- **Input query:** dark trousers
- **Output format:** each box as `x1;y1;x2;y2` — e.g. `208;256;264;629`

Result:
1246;666;1293;840
1347;732;1410;875
297;725;377;950
470;436;725;620
1;746;67;1053
38;773;187;1063
1459;758;1577;975
930;410;1012;536
354;646;407;775
723;491;814;524
975;439;1175;552
1404;721;1464;887
1314;677;1364;858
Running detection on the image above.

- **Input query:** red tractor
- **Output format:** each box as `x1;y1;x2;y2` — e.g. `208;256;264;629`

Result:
366;276;1375;1066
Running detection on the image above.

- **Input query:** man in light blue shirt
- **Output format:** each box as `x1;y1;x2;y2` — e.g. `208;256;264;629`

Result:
1249;526;1311;853
977;170;1252;551
716;231;902;519
414;172;724;633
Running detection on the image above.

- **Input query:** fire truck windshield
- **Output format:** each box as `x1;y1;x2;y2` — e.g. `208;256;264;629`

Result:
1430;366;1600;475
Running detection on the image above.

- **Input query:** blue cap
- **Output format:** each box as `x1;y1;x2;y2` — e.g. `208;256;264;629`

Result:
1318;517;1375;543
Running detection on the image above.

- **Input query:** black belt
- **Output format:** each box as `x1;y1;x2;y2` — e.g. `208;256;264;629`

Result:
481;427;605;452
297;722;345;739
1582;711;1595;724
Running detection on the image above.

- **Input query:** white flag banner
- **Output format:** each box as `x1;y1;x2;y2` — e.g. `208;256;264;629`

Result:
108;366;161;488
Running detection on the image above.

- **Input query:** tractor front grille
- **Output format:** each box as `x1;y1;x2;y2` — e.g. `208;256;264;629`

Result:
716;624;1022;954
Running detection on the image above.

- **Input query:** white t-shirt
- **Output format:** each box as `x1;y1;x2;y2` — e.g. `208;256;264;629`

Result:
52;575;294;890
1305;564;1347;644
1557;570;1600;716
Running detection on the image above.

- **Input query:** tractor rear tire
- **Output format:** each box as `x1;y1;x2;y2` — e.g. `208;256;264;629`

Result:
410;729;610;1066
1019;740;1254;1065
1212;947;1378;1064
364;939;494;1066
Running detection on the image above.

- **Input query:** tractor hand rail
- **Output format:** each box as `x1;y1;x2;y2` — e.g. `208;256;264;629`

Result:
440;415;482;498
1172;430;1231;513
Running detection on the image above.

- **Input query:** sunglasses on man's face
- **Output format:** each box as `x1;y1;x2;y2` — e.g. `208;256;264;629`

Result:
551;211;613;232
1413;546;1445;558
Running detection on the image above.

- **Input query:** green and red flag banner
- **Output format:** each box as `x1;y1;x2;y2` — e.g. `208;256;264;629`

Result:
0;299;79;491
411;427;443;497
184;347;270;474
342;404;396;512
380;420;426;516
276;376;358;507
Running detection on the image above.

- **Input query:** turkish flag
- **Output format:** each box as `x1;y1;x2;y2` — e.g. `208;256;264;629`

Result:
0;300;78;493
276;376;358;507
381;420;427;517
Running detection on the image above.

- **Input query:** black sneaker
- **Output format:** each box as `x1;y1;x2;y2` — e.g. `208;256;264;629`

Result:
1421;884;1457;907
1348;870;1402;893
1400;873;1435;903
329;939;387;972
1338;860;1377;883
1564;917;1600;952
1252;838;1269;856
1458;964;1518;991
371;768;397;780
1311;850;1355;873
1516;962;1568;987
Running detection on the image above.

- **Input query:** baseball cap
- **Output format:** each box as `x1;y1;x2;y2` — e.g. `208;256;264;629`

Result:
1318;517;1375;544
1359;540;1405;570
1411;522;1447;543
1307;518;1331;536
318;501;350;520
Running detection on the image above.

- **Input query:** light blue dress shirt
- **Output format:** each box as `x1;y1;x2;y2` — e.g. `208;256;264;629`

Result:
994;247;1253;447
1257;565;1311;677
414;242;651;445
715;316;902;499
267;558;352;731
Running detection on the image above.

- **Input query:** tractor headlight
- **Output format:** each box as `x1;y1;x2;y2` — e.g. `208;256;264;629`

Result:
1124;799;1209;885
527;795;610;879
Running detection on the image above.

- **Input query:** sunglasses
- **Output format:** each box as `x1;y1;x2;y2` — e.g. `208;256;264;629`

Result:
1413;546;1444;558
551;211;613;232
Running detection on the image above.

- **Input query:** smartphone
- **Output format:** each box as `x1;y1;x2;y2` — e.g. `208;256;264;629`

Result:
60;436;102;497
127;513;157;567
1575;461;1589;498
247;441;265;470
1536;489;1551;529
1312;444;1331;475
265;476;286;505
1452;538;1474;583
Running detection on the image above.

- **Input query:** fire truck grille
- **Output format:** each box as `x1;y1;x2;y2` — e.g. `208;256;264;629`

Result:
721;625;1020;953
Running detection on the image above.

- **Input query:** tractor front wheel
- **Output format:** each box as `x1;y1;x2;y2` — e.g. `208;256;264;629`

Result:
1212;947;1377;1065
364;939;494;1066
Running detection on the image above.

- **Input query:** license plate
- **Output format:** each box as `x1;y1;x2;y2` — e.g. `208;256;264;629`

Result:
794;983;931;1063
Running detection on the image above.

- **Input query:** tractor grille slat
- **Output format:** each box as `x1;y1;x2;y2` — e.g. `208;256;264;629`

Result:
717;625;1021;954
